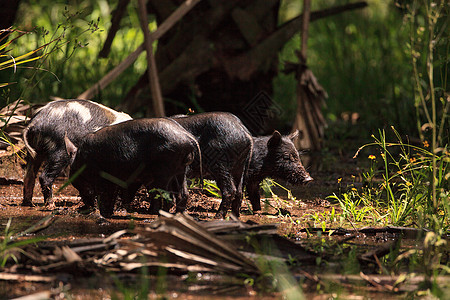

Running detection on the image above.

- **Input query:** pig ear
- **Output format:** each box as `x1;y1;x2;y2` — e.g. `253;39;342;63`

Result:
64;134;78;161
288;130;299;141
267;130;282;148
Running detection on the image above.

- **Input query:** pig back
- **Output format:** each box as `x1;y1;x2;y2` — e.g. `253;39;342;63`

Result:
72;118;197;188
24;99;132;155
172;112;253;176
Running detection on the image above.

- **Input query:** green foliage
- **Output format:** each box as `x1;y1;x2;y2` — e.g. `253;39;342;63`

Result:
189;179;221;198
324;0;449;232
331;127;449;228
261;178;297;216
276;1;421;137
1;0;148;108
148;188;172;206
0;29;53;88
307;207;341;231
0;218;46;267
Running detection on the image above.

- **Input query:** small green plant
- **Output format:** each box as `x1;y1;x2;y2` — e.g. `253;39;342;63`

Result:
202;179;221;198
306;208;342;232
351;127;449;228
148;188;173;209
328;177;382;227
260;178;296;216
189;178;221;198
308;212;328;232
0;218;46;267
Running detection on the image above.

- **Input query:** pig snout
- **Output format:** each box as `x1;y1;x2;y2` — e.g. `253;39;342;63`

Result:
296;163;313;184
285;162;314;185
301;173;314;184
291;168;313;185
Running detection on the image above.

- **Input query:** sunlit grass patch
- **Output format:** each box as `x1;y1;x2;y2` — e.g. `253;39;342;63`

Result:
330;127;449;229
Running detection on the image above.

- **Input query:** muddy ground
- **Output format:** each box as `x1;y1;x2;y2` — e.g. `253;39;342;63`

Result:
1;149;446;299
0;182;338;298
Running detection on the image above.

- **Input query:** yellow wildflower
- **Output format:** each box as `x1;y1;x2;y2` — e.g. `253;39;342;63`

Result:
352;187;357;192
406;182;412;187
337;178;342;183
368;155;376;160
409;157;416;163
423;140;429;148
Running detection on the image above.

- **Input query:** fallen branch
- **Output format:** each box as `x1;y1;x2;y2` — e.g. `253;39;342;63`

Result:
301;226;433;239
358;239;399;264
299;273;450;293
0;273;55;282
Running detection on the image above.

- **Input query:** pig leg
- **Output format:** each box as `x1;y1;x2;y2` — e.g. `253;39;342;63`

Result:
22;155;43;206
120;183;141;211
70;173;96;212
150;175;179;213
77;187;96;213
97;188;117;218
79;194;96;214
231;174;245;217
246;180;262;212
214;172;236;219
39;150;70;208
149;192;163;215
172;173;189;213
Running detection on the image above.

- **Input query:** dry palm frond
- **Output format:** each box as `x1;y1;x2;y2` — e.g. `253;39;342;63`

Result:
0;99;31;147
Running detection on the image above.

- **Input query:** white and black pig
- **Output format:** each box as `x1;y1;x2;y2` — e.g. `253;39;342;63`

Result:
171;112;253;219
22;99;132;207
64;118;199;218
245;130;313;211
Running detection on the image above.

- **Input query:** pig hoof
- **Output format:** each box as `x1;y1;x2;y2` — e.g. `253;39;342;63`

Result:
251;208;261;214
21;200;34;207
214;212;227;219
77;205;95;215
175;206;186;213
252;205;262;212
96;216;110;225
46;202;57;210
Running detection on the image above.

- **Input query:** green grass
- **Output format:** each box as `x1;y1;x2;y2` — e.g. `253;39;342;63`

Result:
329;127;449;229
0;217;48;267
